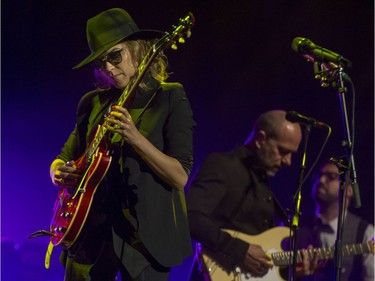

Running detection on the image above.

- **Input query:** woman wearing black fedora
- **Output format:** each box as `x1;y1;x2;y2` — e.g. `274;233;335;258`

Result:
49;8;194;281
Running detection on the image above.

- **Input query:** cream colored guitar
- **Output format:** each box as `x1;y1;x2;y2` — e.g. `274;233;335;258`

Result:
199;226;374;281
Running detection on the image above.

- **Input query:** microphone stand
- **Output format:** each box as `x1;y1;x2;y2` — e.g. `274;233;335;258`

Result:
330;157;351;281
315;62;361;281
333;66;361;281
289;124;311;281
334;67;360;208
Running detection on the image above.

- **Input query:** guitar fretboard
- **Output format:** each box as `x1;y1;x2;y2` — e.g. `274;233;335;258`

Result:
272;242;372;266
86;46;155;160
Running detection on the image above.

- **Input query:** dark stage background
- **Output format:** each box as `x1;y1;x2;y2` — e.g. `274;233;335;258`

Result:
2;0;373;280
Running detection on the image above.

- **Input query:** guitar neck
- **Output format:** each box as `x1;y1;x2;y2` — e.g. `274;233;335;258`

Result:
116;45;157;108
272;242;372;266
85;37;163;160
201;227;374;281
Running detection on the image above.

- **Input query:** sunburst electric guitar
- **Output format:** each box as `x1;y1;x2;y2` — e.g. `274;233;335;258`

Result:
198;226;374;281
29;12;195;268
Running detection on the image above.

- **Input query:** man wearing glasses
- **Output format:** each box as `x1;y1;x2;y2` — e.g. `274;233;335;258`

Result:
297;161;374;281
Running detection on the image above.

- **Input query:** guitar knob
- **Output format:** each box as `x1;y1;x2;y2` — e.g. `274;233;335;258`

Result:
60;212;73;218
54;226;67;233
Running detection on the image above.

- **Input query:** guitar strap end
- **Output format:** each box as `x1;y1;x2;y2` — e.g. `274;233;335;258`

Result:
45;241;54;269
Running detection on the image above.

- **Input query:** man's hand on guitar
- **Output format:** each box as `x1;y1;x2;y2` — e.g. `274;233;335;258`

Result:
242;244;273;277
51;159;82;187
295;245;327;277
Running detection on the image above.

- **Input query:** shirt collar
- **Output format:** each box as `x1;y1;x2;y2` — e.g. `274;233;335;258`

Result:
316;213;338;233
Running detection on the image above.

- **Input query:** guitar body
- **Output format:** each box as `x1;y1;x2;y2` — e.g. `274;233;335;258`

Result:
200;226;373;281
201;227;290;281
49;144;112;248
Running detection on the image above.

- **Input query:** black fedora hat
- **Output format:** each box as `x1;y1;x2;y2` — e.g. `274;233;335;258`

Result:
73;8;164;69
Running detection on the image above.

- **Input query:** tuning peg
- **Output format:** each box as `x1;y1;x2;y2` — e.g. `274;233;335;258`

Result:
186;30;192;38
171;43;178;50
320;77;329;87
178;37;185;44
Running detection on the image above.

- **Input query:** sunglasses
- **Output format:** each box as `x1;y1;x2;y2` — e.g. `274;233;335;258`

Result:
92;48;124;70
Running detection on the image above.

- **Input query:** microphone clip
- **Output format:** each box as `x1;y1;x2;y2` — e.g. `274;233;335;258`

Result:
312;60;341;88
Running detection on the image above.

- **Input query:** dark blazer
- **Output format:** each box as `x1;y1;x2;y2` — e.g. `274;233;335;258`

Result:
187;145;275;265
57;79;194;267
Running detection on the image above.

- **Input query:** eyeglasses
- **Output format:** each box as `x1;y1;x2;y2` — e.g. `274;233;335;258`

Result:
315;172;339;181
92;48;124;70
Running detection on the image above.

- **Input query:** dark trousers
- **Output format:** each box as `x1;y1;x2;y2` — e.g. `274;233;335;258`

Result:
61;224;170;281
62;244;170;281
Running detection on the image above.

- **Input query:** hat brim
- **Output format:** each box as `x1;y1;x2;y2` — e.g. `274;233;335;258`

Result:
73;29;164;69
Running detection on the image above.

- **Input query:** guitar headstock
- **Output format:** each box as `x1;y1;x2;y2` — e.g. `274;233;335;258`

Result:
155;12;195;52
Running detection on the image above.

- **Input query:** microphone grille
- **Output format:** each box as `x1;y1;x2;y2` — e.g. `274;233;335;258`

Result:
285;111;299;123
291;37;309;53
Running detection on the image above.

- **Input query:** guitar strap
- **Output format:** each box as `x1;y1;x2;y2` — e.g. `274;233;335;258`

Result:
132;85;161;126
272;194;290;227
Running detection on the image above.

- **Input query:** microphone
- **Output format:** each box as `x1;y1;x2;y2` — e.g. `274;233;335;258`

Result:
291;37;352;68
286;111;328;128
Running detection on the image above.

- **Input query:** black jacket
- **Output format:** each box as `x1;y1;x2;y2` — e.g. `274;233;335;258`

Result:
187;145;275;265
57;80;194;267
